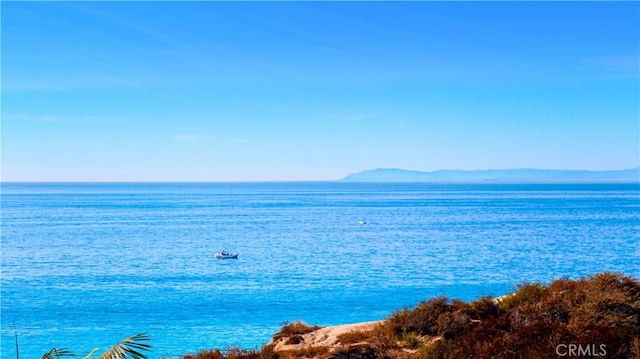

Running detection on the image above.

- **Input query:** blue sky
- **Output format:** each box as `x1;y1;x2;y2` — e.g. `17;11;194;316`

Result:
2;1;639;181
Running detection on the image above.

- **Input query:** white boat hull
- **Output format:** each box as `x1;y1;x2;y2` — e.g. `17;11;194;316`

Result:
214;253;238;259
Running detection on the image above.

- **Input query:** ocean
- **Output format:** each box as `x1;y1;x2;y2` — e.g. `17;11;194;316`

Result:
1;182;638;358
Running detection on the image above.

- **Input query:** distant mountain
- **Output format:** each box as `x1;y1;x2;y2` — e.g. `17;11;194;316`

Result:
342;167;640;183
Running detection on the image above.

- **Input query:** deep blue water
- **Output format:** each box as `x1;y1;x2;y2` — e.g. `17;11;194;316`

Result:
1;182;639;358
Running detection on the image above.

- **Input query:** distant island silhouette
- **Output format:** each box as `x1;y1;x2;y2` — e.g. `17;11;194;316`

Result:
342;167;640;183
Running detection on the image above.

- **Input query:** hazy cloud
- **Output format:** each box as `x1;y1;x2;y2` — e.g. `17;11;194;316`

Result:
3;113;124;124
584;55;639;78
174;134;200;142
332;113;376;122
229;138;251;145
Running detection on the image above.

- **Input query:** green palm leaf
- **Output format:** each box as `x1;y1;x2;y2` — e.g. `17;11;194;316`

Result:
41;348;77;359
86;333;151;359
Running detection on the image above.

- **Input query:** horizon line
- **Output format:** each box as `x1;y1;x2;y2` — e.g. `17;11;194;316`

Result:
2;180;639;185
2;166;639;184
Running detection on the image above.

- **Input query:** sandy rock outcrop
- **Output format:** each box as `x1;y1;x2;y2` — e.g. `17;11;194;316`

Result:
269;320;382;352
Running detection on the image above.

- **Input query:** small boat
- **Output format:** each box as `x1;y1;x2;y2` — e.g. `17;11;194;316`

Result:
358;220;366;225
214;251;238;259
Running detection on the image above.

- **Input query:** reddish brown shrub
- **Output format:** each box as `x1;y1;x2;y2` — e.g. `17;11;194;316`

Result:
183;349;225;359
184;273;640;359
272;321;322;341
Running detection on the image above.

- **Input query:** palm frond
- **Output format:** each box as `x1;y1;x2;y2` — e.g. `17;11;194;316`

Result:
82;348;99;359
41;348;77;359
97;333;151;359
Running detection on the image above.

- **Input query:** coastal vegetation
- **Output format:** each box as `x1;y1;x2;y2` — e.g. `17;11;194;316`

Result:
41;333;151;359
185;272;639;359
272;321;323;345
38;273;638;359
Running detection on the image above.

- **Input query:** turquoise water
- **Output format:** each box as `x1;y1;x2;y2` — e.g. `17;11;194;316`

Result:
1;182;639;358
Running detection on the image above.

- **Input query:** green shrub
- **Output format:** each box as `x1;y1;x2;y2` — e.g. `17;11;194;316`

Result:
398;331;419;349
335;330;375;345
417;339;459;359
388;297;451;337
500;282;547;311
